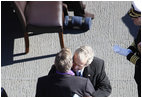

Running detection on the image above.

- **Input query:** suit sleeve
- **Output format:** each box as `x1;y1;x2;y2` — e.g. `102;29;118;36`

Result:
127;53;140;65
35;78;45;97
84;79;95;97
127;41;140;65
93;61;112;97
127;41;137;53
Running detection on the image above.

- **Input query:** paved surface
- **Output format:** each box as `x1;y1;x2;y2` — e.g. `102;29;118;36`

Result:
1;1;140;97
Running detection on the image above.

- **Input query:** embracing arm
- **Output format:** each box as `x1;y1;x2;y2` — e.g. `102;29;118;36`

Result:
127;53;140;65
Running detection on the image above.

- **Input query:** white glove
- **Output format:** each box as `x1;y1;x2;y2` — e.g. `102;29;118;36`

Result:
113;45;132;56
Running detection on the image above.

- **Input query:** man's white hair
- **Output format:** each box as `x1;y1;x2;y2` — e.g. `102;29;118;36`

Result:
74;45;94;66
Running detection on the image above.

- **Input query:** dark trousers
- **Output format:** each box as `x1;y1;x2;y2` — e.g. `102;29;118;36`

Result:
134;64;141;97
138;83;141;97
63;1;85;16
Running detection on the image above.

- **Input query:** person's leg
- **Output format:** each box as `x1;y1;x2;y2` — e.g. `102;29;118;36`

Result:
134;65;141;97
63;1;94;19
137;83;141;97
63;1;85;12
73;1;85;16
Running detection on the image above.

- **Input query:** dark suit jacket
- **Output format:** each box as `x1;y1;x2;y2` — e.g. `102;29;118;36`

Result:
35;73;95;97
83;57;112;97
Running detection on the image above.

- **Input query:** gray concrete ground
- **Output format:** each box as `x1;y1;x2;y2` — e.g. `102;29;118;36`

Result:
1;1;140;97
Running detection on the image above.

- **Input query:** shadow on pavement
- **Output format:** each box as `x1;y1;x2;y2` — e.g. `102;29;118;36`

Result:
13;54;57;64
1;2;22;66
63;29;87;34
1;2;57;67
121;13;140;39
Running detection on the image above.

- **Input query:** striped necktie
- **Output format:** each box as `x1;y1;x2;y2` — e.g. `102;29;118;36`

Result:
77;71;82;77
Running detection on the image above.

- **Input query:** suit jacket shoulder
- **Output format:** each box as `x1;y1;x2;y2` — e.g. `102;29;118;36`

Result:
88;57;104;74
83;57;112;97
36;74;95;97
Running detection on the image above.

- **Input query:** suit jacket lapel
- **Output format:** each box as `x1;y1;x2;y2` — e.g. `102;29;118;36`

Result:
83;64;94;82
83;67;88;77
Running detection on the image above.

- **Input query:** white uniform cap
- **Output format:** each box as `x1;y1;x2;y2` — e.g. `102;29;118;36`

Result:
128;0;141;18
132;0;141;12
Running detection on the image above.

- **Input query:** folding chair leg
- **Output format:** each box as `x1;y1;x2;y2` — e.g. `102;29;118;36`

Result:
24;32;29;54
59;31;64;49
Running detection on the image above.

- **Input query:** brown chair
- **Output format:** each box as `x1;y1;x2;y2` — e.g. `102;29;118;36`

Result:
11;1;64;54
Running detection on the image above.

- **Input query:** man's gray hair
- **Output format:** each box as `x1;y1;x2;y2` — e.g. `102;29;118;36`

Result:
74;45;94;66
55;48;73;73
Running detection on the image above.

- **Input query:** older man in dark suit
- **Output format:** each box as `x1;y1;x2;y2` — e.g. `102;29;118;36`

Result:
35;48;95;97
72;45;112;97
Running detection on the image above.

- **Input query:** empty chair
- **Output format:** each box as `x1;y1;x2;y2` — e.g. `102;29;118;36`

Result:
11;1;64;53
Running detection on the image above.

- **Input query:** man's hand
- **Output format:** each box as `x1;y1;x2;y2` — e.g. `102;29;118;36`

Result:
113;45;132;56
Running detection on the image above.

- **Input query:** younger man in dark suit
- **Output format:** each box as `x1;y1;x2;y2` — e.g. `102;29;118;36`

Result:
35;48;95;97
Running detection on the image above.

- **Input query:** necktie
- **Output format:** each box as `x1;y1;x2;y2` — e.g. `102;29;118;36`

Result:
79;72;81;76
78;71;82;76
